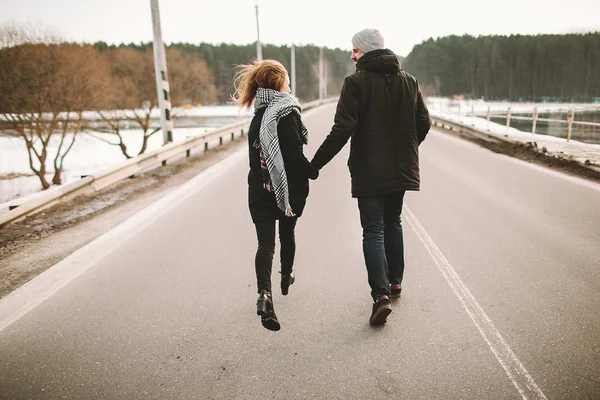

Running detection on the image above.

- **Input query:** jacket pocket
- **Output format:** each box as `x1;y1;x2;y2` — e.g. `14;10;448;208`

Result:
348;142;360;174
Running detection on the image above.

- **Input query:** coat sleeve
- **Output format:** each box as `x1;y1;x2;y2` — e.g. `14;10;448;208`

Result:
311;76;359;170
278;113;319;180
415;82;431;144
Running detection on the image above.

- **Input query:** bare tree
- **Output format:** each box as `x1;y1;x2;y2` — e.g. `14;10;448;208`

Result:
0;43;109;188
167;48;218;107
87;47;161;158
89;47;218;159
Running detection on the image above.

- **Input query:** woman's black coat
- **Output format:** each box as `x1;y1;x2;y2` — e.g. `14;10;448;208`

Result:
247;108;318;223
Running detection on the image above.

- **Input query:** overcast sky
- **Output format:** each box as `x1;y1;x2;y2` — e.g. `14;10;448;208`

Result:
2;0;599;56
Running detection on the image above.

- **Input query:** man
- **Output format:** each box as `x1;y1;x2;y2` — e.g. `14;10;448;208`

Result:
311;28;431;325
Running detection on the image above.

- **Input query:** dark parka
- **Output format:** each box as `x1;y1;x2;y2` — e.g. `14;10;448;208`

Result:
311;49;431;197
247;108;319;223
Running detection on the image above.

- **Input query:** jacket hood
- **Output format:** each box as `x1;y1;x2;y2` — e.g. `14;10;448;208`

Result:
356;49;400;74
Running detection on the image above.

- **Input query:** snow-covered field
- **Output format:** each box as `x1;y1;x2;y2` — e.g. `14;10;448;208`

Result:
0;105;256;209
1;105;254;124
0;126;215;208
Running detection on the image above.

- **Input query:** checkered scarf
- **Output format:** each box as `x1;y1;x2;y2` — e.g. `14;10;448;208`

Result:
253;88;308;217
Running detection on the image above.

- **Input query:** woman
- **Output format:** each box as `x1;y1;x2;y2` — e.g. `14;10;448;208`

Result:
233;60;319;331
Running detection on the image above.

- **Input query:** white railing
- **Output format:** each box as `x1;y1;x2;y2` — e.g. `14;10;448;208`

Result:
0;98;337;228
429;99;600;142
479;106;600;141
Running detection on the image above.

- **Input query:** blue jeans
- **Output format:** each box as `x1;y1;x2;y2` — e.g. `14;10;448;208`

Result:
357;191;406;300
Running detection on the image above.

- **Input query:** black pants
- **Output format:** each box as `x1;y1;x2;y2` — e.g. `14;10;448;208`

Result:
254;218;298;293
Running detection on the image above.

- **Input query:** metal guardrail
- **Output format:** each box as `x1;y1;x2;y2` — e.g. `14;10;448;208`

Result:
0;98;337;228
429;115;513;144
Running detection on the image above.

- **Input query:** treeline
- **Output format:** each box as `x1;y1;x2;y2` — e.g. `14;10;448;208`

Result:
403;33;600;101
171;42;352;103
1;41;353;115
0;43;217;114
93;41;353;104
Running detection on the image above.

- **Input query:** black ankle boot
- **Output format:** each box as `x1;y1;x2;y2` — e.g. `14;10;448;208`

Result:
280;271;295;296
256;290;280;331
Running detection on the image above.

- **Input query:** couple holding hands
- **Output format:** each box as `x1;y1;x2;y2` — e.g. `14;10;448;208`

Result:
233;28;431;331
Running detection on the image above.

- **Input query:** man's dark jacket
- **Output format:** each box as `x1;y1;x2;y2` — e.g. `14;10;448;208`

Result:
311;48;431;197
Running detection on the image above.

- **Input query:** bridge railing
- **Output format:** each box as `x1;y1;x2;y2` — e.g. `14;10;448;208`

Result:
428;99;600;143
0;98;337;228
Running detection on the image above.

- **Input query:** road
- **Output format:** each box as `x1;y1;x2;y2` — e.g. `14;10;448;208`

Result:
1;103;599;399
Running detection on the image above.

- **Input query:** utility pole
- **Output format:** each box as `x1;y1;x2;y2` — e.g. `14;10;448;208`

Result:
255;1;262;61
291;43;296;97
323;50;327;98
150;0;173;145
319;47;325;99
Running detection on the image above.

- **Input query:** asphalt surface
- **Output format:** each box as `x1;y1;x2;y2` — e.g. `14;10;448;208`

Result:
1;103;599;399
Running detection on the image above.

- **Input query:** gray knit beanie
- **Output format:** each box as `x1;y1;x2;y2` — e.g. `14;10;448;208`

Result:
351;28;385;53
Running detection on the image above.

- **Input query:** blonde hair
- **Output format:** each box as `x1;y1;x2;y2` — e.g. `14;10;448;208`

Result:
232;59;287;109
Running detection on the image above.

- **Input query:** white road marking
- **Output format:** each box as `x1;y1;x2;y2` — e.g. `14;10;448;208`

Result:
405;206;548;400
0;148;247;333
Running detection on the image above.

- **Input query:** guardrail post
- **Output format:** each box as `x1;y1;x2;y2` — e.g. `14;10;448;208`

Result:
186;149;191;157
241;128;244;137
532;106;538;136
506;105;511;135
204;142;208;151
219;136;223;145
231;132;234;141
470;104;475;126
567;108;574;142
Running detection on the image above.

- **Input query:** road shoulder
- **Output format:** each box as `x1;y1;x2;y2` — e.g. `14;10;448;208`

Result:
0;139;247;299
